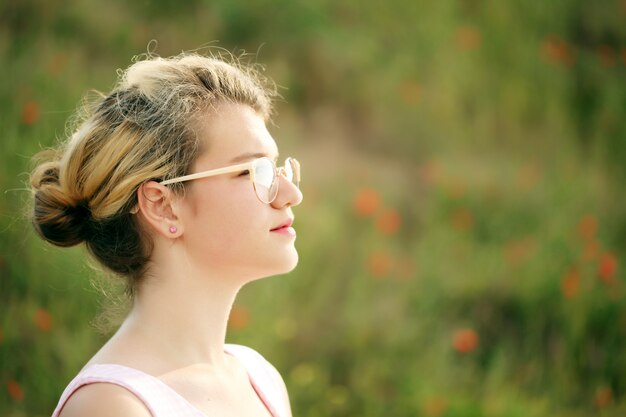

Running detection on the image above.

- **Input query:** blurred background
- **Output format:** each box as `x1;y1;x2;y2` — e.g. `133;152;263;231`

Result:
1;0;625;416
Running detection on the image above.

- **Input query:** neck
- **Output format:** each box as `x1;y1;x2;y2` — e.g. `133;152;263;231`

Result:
112;261;243;371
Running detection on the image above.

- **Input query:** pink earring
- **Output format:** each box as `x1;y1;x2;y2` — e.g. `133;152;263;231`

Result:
169;226;177;234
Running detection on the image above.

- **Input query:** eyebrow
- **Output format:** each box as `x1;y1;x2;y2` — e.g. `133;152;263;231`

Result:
229;151;279;163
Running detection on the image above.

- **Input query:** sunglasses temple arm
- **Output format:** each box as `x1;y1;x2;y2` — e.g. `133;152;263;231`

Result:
160;161;254;185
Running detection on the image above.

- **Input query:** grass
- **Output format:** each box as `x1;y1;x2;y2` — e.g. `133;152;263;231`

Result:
1;0;625;415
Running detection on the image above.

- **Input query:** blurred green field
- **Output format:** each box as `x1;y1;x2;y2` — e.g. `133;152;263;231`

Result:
1;1;625;416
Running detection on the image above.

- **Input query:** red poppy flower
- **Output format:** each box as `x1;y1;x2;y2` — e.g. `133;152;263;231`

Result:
598;253;618;284
6;380;24;401
561;268;580;299
455;26;481;50
577;214;598;241
376;209;401;235
594;386;613;408
541;36;575;66
453;328;479;353
353;188;380;217
34;308;53;332
366;250;393;278
21;101;41;125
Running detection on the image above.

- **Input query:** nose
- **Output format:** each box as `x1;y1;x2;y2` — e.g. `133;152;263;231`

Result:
270;174;303;209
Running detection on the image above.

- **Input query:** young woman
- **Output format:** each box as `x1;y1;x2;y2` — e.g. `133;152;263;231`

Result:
30;53;302;417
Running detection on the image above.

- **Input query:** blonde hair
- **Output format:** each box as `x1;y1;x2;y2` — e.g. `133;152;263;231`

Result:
30;52;277;294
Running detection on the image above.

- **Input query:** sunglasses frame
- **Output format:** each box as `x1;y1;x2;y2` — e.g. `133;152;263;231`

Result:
160;157;300;203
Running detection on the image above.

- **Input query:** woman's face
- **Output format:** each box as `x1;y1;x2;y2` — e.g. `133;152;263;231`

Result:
177;103;303;281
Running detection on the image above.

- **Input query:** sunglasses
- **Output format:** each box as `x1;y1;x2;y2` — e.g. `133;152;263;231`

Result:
160;157;301;204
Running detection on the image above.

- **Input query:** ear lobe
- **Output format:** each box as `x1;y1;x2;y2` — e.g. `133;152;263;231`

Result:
136;181;183;238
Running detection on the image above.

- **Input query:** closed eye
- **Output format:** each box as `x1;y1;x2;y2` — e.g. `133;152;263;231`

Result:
238;170;251;176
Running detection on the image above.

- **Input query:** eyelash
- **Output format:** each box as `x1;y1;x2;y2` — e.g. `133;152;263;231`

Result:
239;170;250;176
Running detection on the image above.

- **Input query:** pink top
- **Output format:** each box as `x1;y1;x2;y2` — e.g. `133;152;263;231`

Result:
51;344;290;417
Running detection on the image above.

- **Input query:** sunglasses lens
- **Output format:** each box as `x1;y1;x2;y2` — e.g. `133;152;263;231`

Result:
284;159;294;183
286;158;300;187
253;158;277;203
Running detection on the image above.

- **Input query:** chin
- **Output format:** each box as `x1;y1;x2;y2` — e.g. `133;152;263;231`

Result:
254;250;299;280
281;251;300;273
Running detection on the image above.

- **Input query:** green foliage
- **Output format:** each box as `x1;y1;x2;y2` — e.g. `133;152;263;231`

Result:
1;0;625;416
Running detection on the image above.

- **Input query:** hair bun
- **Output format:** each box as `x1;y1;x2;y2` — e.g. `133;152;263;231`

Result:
31;162;92;247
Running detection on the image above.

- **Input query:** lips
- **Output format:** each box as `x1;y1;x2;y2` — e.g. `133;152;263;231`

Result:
270;218;294;231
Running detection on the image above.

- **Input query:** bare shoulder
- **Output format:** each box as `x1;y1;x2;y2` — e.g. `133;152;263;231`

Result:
58;383;152;417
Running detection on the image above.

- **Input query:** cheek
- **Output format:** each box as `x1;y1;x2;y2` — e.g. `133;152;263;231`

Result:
185;182;264;247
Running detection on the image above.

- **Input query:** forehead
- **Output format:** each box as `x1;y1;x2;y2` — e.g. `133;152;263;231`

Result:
193;103;278;167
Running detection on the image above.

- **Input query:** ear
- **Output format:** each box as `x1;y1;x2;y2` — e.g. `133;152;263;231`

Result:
136;181;183;238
